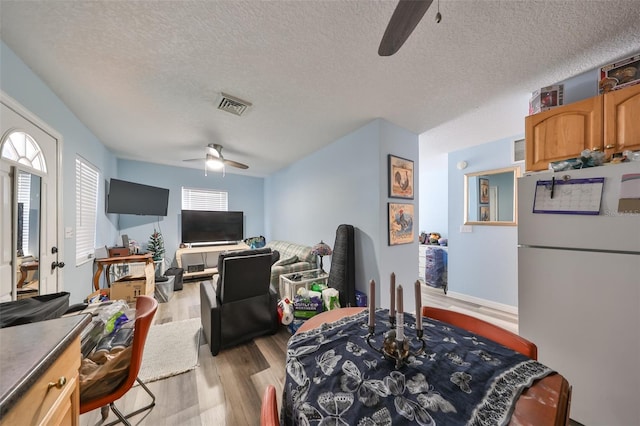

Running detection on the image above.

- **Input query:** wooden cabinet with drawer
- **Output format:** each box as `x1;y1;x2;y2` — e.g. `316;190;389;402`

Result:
0;315;89;425
1;338;81;425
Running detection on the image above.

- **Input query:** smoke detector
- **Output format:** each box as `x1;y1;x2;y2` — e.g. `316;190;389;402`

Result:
217;93;252;116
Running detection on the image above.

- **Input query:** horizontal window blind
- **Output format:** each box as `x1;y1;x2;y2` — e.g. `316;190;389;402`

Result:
75;157;99;265
16;172;31;255
181;187;228;211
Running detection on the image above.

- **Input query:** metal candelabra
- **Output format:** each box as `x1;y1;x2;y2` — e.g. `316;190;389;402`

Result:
366;314;426;369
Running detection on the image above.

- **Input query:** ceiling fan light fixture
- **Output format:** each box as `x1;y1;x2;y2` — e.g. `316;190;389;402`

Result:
206;154;224;170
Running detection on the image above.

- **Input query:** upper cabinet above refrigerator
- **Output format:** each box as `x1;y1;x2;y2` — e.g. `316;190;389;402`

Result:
525;84;640;171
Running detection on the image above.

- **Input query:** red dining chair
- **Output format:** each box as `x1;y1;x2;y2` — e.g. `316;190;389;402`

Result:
260;385;280;426
422;306;537;359
80;295;158;425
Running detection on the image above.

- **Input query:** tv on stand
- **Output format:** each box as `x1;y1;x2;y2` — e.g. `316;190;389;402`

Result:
181;210;244;246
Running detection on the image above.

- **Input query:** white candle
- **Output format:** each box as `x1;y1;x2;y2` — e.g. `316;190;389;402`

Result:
415;280;422;331
397;285;404;341
390;273;396;318
369;280;375;328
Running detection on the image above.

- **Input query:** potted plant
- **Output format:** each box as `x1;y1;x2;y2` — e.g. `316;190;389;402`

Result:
147;229;165;262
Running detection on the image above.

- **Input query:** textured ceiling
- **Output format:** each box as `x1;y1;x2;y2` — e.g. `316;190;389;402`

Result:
1;1;639;177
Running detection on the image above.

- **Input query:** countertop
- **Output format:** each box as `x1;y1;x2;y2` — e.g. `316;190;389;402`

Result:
0;314;91;417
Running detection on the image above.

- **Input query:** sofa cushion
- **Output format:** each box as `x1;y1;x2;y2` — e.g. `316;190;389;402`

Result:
266;241;316;264
271;250;280;265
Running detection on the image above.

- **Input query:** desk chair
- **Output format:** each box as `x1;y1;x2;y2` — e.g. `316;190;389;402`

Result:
261;385;280;426
80;295;158;425
422;306;537;359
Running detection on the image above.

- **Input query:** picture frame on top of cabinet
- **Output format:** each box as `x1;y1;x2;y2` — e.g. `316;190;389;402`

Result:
388;154;414;199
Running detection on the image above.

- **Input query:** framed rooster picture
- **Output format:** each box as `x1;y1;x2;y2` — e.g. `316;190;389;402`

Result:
388;154;414;199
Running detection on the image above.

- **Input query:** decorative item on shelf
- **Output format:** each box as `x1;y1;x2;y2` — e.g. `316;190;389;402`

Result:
128;239;141;255
311;240;332;273
367;274;425;369
419;231;428;244
599;54;640;93
428;232;441;244
147;229;165;261
244;235;266;249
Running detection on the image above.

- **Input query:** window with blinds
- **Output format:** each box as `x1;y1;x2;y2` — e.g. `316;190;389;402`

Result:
75;156;99;265
181;187;228;211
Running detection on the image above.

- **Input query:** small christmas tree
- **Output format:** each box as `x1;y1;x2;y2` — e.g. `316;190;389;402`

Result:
148;229;165;261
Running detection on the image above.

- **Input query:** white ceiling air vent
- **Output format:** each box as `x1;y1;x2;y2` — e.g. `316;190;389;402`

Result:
217;93;252;116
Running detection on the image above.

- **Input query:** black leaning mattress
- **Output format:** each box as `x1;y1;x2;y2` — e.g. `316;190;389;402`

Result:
0;292;70;328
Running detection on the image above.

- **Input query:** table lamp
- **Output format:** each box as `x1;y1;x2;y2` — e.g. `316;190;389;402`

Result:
311;240;332;273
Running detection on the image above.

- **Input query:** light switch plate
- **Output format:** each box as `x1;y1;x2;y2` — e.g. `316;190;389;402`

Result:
460;225;473;233
65;227;74;239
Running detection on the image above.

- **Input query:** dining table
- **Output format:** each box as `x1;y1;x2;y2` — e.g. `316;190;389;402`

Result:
284;307;570;426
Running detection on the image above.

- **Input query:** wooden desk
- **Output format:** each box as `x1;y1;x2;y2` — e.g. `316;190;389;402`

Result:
294;308;571;426
93;254;154;291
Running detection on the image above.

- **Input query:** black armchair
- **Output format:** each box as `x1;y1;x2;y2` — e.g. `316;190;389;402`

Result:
200;248;279;356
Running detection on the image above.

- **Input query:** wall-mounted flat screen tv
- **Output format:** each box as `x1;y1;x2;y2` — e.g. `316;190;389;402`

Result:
107;178;170;216
181;210;244;244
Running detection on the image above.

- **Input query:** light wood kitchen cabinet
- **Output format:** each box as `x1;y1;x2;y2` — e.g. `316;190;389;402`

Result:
603;84;640;158
0;315;89;426
525;84;640;171
525;96;603;171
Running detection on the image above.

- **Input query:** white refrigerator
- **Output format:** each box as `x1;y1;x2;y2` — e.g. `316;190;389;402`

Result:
517;161;640;426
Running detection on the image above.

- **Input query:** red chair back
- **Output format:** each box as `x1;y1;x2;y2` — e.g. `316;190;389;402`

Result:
80;295;158;413
422;306;537;360
260;385;280;426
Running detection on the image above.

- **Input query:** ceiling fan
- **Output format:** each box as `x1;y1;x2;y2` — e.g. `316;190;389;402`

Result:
378;0;437;56
183;143;249;173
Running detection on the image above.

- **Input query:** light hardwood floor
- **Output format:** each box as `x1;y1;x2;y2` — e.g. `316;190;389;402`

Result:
80;280;520;425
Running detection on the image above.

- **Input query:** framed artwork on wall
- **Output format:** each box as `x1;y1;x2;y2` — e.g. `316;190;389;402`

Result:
388;154;414;199
479;205;490;222
388;202;414;245
479;177;490;204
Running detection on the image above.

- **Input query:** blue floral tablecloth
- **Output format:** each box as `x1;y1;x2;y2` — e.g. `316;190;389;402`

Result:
282;309;553;426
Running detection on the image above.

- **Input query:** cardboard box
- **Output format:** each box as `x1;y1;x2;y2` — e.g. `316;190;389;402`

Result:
110;275;155;303
599;54;640;94
529;84;564;115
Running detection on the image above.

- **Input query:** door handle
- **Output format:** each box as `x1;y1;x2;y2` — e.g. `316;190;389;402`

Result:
51;261;65;271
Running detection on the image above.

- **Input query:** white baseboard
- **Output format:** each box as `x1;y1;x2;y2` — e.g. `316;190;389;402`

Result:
425;286;518;316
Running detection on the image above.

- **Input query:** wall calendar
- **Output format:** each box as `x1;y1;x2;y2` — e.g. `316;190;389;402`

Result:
533;177;604;215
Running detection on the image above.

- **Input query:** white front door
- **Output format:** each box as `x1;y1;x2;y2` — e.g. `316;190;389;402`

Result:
1;97;61;300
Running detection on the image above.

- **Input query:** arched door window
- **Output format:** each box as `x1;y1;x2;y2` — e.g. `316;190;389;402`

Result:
1;130;48;173
1;131;47;256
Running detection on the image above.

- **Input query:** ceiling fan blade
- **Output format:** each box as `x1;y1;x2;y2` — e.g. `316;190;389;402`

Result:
183;158;204;163
378;0;433;56
223;158;249;169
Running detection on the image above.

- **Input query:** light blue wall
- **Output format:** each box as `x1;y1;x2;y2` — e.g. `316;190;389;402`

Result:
265;119;420;313
115;159;265;266
1;41;119;303
447;137;523;306
418;153;448;238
